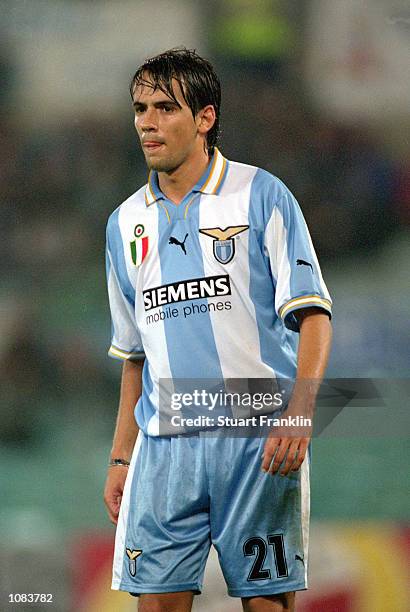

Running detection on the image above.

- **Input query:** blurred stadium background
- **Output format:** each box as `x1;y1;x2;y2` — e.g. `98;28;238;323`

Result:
0;0;409;610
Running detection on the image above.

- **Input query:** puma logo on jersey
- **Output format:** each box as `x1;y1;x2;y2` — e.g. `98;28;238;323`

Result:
199;225;249;264
169;233;188;255
296;259;313;272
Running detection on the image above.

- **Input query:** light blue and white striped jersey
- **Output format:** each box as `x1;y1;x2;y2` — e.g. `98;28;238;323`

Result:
106;148;332;436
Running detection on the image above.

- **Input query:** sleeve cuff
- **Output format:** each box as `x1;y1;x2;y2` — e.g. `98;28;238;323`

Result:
279;295;332;332
108;345;145;361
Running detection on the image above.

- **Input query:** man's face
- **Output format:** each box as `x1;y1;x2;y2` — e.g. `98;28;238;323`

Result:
132;75;200;173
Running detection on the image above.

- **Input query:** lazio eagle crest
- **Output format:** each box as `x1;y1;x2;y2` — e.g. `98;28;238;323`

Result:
126;548;142;576
130;224;149;266
199;225;249;264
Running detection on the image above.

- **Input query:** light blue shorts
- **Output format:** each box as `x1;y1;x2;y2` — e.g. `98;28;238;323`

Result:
111;429;309;598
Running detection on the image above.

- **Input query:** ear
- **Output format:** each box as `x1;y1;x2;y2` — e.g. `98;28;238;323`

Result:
196;105;216;137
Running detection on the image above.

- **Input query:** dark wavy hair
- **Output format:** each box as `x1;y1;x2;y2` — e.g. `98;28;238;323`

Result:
130;48;221;153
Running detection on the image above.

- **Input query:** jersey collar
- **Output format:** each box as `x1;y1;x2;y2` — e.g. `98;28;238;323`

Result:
144;148;227;206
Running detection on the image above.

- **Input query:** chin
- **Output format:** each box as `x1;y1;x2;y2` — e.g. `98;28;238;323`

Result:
147;156;177;173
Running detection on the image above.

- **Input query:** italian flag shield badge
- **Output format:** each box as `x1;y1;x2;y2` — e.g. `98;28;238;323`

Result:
130;224;149;266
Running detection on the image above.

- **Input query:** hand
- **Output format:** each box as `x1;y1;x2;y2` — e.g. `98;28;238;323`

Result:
261;417;312;476
104;466;129;525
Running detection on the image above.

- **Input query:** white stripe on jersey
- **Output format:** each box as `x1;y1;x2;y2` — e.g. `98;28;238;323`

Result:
305;226;332;303
200;162;275;379
107;251;142;354
118;195;173;435
266;206;292;316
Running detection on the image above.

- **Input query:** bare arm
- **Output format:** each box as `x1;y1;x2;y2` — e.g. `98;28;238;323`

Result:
261;308;332;475
104;358;144;524
110;359;143;459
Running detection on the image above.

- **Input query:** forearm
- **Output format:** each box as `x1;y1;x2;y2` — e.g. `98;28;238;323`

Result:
261;309;331;474
289;308;332;415
110;358;144;461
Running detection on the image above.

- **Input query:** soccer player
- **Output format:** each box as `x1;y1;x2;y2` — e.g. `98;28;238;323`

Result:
104;48;332;612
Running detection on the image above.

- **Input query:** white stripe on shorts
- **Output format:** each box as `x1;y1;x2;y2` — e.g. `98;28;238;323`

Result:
111;431;142;589
300;457;310;587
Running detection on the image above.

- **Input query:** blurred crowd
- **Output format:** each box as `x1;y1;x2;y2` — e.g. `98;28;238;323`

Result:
0;34;409;449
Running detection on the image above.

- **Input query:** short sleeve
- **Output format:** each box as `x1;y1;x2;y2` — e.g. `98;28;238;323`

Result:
106;215;145;361
265;188;332;332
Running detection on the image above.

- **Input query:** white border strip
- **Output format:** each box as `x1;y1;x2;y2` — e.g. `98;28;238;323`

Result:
111;431;143;589
300;458;310;587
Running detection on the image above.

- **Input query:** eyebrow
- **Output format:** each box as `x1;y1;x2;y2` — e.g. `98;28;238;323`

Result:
132;99;181;109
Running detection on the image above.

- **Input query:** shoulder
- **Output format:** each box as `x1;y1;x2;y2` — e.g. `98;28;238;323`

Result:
106;185;147;237
223;158;293;205
222;158;298;229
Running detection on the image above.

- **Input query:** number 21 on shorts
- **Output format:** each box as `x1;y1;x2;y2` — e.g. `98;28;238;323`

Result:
244;534;288;581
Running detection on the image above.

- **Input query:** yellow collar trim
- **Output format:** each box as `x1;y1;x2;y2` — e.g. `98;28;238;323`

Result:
144;148;227;206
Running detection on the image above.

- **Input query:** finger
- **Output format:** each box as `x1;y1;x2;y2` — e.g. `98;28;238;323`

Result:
268;439;289;474
104;494;121;524
261;438;281;472
280;439;300;475
105;507;118;525
291;439;309;472
107;504;120;525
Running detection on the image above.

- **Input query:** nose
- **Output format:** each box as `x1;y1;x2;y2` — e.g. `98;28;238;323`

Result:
138;107;158;132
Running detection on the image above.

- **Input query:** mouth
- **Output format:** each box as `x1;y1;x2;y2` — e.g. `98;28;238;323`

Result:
143;141;164;152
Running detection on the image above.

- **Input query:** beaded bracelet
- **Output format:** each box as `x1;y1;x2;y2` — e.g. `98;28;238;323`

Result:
108;458;130;467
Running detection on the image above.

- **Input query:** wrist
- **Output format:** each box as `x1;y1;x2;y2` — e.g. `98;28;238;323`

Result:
285;398;315;420
110;432;139;462
108;457;130;467
110;446;134;462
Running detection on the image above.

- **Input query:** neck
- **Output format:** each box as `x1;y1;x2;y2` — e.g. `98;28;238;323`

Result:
157;145;211;205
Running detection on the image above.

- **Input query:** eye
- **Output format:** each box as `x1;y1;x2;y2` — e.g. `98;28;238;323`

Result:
161;105;175;113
